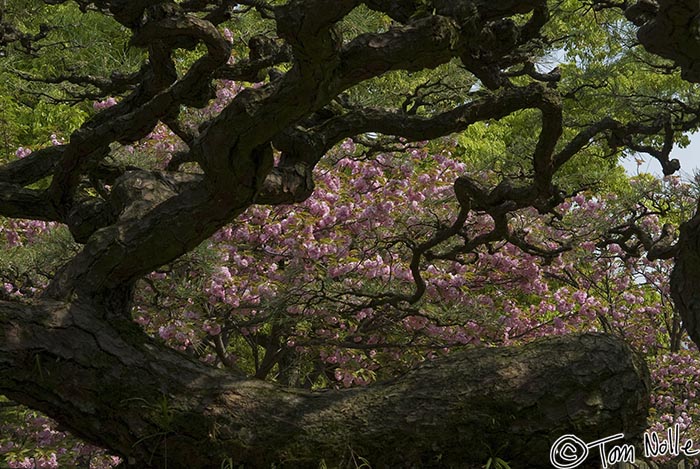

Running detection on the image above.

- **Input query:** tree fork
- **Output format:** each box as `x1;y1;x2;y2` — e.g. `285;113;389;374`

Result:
0;300;649;468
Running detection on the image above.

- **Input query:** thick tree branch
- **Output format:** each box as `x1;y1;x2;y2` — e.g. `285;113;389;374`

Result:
214;40;292;82
672;212;700;347
634;0;700;83
315;83;555;144
0;146;64;186
44;177;238;301
13;69;142;98
0;183;60;221
0;299;650;468
46;11;231;215
256;164;315;205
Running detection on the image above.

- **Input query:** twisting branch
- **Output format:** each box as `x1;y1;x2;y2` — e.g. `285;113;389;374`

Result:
12;69;142;98
0;21;53;54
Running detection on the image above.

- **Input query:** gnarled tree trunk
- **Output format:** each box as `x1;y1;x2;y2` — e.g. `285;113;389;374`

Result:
1;299;649;468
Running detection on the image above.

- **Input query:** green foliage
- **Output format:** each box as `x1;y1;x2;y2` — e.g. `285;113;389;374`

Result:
0;223;76;293
0;0;142;157
338;4;393;40
346;58;476;113
484;456;511;469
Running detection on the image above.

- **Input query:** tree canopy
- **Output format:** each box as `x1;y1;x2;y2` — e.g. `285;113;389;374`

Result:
1;0;700;467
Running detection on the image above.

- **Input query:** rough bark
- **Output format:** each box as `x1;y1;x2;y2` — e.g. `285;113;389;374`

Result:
629;0;700;83
0;299;649;468
672;212;700;347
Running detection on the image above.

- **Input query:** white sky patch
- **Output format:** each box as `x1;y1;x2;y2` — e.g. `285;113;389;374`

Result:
622;133;700;179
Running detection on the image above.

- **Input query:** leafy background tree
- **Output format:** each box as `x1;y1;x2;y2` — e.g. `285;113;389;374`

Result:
0;0;699;467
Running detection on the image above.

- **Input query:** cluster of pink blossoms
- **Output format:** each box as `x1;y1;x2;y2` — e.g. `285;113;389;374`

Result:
3;76;700;466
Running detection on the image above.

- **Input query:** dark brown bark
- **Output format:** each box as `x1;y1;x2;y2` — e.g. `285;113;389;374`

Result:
0;299;649;468
632;0;700;83
671;212;700;347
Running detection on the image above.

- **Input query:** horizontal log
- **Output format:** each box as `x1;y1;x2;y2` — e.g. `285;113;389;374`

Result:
0;300;650;467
